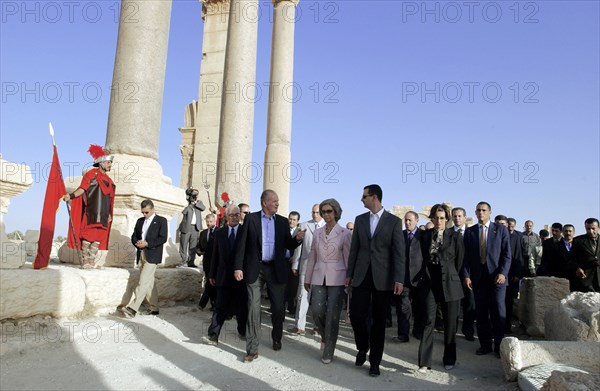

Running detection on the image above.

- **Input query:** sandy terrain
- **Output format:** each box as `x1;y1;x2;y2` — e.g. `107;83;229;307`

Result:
1;303;519;390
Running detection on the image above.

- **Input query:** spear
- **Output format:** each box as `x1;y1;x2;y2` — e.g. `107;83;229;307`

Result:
50;122;84;268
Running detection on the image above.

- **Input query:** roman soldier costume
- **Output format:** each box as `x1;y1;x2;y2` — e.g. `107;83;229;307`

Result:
67;145;116;268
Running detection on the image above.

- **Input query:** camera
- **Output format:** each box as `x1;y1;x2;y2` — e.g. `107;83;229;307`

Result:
185;187;198;203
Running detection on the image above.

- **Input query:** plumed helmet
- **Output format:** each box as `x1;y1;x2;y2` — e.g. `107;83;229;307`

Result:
88;144;114;167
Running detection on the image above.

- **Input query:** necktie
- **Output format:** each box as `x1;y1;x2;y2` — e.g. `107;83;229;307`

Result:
592;238;598;254
408;232;413;244
314;222;318;232
459;228;463;236
566;242;571;252
229;228;235;249
480;225;487;265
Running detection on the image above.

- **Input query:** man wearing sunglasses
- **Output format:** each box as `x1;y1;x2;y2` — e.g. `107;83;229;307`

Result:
346;184;405;377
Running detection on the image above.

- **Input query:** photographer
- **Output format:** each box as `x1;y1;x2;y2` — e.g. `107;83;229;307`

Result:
178;187;206;267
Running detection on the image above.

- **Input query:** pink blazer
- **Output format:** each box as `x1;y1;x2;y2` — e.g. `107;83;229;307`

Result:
305;224;351;286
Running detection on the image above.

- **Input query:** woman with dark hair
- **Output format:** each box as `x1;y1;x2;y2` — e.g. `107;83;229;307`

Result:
304;198;352;364
417;203;464;373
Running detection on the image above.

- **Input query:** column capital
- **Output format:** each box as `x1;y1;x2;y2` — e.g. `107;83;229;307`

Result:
273;0;299;6
201;0;231;19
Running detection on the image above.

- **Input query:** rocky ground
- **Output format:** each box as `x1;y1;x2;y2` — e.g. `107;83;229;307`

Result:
1;302;521;390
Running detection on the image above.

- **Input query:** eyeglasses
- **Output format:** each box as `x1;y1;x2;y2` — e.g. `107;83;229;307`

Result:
228;213;241;217
321;209;334;214
242;211;250;215
362;194;372;200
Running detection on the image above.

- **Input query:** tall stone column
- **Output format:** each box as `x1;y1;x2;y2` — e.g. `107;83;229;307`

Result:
263;0;298;215
61;0;186;267
190;0;231;210
215;0;259;205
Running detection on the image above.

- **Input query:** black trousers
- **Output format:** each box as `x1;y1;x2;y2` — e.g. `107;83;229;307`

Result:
461;286;476;337
199;276;216;309
208;282;248;340
418;264;459;367
505;278;520;331
349;268;391;367
392;287;412;338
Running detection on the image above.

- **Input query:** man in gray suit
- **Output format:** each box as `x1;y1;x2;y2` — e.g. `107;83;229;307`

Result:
346;184;405;377
288;204;325;334
178;187;206;267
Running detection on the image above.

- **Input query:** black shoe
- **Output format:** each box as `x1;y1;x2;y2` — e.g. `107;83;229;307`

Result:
369;365;380;377
476;347;493;355
355;351;367;366
203;336;218;346
385;319;393;328
464;335;475;342
273;340;282;351
392;335;409;343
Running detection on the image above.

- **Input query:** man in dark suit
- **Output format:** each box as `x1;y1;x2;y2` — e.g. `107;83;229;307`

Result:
120;199;168;318
537;222;566;277
178;187;206;267
569;218;600;292
198;214;217;310
504;217;524;333
203;205;247;345
346;184;405;377
234;190;305;362
452;207;475;341
392;211;423;343
461;202;511;356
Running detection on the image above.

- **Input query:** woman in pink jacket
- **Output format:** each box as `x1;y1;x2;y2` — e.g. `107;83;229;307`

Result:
304;198;352;364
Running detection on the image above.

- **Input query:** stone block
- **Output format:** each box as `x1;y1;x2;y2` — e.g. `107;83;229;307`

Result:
23;230;40;257
0;239;26;269
500;337;600;382
0;264;202;320
518;277;570;336
541;370;600;391
519;364;589;391
545;292;600;341
0;267;86;319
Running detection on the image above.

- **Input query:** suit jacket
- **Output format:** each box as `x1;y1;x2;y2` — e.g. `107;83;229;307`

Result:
198;227;215;254
178;201;206;233
538;238;568;278
209;225;241;287
234;211;302;284
305;224;352;286
568;234;600;291
291;219;325;275
461;222;511;286
131;214;168;264
347;210;406;291
419;228;464;302
508;230;524;279
201;229;216;274
403;229;424;287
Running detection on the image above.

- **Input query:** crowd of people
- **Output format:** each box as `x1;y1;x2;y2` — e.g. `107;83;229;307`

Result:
78;170;596;376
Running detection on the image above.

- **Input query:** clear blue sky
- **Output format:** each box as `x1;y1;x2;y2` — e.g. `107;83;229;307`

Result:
1;0;598;237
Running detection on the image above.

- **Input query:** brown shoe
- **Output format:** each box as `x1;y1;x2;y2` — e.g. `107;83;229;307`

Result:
120;306;136;319
244;353;259;362
286;326;305;335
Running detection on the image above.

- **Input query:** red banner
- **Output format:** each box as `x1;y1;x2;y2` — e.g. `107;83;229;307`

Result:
33;146;66;269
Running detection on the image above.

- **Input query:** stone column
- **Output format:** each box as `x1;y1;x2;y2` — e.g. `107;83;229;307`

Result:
215;0;259;205
61;0;186;267
190;0;231;210
263;0;298;215
179;101;198;190
106;0;172;159
0;157;33;268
